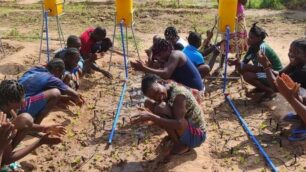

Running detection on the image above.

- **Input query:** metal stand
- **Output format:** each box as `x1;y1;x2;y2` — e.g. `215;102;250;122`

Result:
108;12;140;71
39;2;65;63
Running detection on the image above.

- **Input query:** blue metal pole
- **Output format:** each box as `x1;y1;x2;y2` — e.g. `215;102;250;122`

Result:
119;20;128;79
45;11;50;62
225;96;278;172
108;82;127;144
223;26;230;93
108;20;129;144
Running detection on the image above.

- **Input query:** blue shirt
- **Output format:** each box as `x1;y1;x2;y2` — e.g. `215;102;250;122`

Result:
18;66;68;97
171;57;204;91
183;45;205;67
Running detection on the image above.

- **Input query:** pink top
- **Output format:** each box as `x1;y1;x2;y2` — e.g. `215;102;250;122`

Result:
237;2;245;16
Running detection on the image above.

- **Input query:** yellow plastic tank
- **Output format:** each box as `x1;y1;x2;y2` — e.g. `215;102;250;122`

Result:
44;0;64;17
218;0;238;33
115;0;133;26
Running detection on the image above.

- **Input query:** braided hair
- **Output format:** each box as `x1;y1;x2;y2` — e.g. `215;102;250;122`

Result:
164;26;178;40
0;80;24;107
250;22;268;41
152;39;173;56
292;38;306;54
141;74;160;95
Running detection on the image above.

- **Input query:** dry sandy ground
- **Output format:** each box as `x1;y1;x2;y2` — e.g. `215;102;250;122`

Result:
0;1;306;172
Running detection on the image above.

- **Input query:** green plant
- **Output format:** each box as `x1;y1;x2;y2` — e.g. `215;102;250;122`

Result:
247;0;284;9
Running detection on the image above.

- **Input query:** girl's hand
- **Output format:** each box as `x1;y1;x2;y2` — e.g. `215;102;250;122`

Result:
44;125;66;137
275;74;300;99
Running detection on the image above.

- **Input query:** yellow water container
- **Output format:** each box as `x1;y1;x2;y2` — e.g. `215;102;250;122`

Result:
218;0;238;33
44;0;64;17
115;0;133;26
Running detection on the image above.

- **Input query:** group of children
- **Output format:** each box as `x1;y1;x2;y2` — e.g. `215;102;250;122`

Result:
131;22;306;155
0;26;113;170
1;0;306;169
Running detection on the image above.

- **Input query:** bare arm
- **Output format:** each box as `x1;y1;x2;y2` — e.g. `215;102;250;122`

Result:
63;87;84;106
286;95;306;123
3;139;43;164
150;95;186;130
142;54;180;79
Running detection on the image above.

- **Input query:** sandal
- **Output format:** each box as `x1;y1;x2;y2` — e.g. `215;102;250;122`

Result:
281;112;300;122
288;128;306;142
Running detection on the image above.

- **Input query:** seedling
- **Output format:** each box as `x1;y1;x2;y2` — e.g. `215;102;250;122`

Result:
276;123;279;131
129;95;133;104
230;148;234;154
102;120;105;130
122;117;125;126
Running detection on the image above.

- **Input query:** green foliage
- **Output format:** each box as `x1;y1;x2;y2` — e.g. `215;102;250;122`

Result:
247;0;285;9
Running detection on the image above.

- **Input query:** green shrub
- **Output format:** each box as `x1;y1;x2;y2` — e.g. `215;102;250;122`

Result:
247;0;284;9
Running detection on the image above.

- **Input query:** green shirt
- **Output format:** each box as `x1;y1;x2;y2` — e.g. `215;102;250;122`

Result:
167;83;206;131
243;42;283;71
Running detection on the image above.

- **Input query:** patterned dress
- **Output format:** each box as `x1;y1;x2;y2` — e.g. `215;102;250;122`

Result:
167;83;206;132
222;2;248;55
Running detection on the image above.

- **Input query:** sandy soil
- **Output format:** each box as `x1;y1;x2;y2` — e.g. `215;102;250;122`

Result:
0;1;306;172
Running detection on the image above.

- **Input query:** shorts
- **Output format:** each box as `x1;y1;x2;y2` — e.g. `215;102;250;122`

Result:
256;72;270;86
180;121;206;148
19;93;47;118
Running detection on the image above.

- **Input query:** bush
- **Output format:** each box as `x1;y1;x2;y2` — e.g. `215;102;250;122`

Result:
247;0;284;9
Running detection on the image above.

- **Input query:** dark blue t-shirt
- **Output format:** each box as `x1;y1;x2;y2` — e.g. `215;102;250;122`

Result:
171;57;204;91
18;66;68;97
